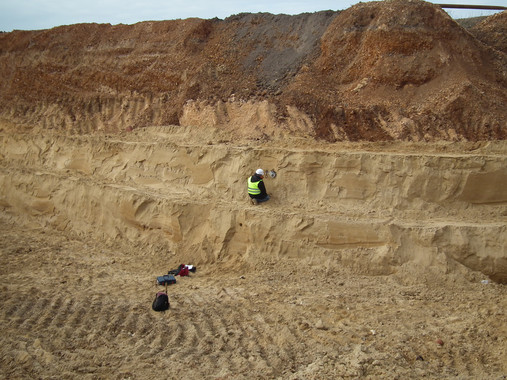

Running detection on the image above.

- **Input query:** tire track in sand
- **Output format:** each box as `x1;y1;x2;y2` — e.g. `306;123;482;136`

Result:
0;219;332;378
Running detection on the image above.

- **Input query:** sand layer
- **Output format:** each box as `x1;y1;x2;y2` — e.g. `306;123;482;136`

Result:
1;127;506;378
1;215;505;379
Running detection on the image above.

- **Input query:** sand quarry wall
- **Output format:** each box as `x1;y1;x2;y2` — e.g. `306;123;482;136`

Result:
1;129;506;283
0;0;506;283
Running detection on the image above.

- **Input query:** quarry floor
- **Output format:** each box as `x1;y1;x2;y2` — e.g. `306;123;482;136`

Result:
0;214;505;379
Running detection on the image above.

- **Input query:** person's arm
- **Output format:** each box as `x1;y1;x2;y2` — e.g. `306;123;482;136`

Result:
258;180;267;197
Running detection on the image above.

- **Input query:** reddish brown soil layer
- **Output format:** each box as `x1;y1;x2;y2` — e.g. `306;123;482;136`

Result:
0;1;506;141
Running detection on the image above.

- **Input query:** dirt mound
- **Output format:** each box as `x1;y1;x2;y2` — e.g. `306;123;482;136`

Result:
470;11;507;54
0;1;506;140
282;2;507;140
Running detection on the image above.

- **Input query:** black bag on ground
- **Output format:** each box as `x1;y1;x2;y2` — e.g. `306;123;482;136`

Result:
168;264;197;275
152;291;170;311
157;274;176;285
168;264;185;276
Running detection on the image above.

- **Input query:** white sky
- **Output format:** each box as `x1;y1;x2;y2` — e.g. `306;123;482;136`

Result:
0;0;504;32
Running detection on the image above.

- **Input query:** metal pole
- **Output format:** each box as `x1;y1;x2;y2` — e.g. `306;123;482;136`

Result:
437;4;507;10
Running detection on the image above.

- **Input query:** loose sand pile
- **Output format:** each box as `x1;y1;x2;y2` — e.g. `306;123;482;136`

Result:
0;0;506;378
0;1;506;140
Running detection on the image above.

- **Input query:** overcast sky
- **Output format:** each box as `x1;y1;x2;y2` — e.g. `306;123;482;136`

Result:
1;0;504;32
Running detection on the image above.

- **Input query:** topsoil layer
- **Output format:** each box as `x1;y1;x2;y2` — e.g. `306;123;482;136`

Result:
0;0;506;141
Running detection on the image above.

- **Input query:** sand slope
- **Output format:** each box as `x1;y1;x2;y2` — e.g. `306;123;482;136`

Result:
1;128;506;281
0;196;506;379
0;127;506;378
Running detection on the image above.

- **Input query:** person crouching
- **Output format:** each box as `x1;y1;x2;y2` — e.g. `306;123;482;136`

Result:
247;168;270;205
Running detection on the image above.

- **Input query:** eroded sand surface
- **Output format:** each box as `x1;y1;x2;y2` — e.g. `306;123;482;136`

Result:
1;128;506;379
1;215;506;379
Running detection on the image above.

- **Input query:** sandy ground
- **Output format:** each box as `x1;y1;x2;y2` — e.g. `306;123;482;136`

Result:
0;205;505;379
0;128;506;379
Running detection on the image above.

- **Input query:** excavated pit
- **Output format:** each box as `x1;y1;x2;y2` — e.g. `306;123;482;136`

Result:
0;1;506;378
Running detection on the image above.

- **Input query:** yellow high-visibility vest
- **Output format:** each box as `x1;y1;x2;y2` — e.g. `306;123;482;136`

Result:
247;177;261;195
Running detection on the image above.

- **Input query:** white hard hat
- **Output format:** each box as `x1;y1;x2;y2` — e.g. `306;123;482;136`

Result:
255;168;264;176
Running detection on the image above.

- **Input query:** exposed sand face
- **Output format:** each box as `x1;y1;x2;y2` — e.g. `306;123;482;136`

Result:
1;127;506;378
1;217;506;379
1;128;506;281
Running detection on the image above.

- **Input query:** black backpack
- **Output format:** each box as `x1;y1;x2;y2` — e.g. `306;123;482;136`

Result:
152;291;170;311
